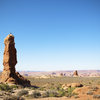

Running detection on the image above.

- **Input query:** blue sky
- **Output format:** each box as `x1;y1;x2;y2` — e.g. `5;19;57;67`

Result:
0;0;100;71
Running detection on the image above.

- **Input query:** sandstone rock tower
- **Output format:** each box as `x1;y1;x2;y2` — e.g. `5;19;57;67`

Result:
1;34;31;86
73;70;78;77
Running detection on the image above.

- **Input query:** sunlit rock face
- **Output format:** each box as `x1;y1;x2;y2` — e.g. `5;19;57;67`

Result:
1;34;31;86
73;70;78;77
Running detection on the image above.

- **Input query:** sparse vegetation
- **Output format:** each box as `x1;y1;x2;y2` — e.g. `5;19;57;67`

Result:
3;95;25;100
93;95;100;99
57;88;66;97
74;95;79;98
17;90;28;97
0;77;100;100
66;87;76;97
0;84;18;92
87;91;93;95
10;85;18;89
0;84;11;91
43;90;58;97
28;77;100;87
91;86;99;91
30;90;41;98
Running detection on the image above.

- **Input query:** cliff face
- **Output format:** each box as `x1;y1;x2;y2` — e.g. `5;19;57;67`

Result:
1;34;31;86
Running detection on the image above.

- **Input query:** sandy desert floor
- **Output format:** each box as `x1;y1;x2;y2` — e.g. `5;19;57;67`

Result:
0;76;100;100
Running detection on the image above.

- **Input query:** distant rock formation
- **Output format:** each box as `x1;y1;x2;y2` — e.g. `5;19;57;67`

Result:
60;73;66;77
60;73;64;76
1;34;31;86
73;70;78;77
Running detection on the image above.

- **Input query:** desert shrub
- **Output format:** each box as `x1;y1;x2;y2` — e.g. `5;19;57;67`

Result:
43;90;58;97
10;85;18;89
17;90;28;97
66;87;76;97
0;84;11;91
74;95;79;98
30;87;37;90
89;82;92;84
57;89;66;97
91;86;99;91
97;81;100;85
0;84;18;91
28;77;100;87
93;95;100;99
3;95;25;100
87;91;93;95
41;92;48;98
30;91;41;98
38;87;45;91
42;88;68;97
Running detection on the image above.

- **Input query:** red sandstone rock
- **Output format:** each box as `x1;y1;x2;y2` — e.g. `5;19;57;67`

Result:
73;70;78;76
1;34;31;86
62;83;83;90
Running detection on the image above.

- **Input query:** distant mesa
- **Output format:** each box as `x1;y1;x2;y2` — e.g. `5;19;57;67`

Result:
0;34;31;86
73;70;78;77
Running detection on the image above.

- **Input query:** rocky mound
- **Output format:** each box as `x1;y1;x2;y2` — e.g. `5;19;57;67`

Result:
62;83;83;90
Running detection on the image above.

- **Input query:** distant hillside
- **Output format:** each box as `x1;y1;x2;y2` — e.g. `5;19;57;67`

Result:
19;70;100;77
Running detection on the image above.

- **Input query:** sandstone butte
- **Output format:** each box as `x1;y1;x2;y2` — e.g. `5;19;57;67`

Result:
0;34;31;86
73;70;78;76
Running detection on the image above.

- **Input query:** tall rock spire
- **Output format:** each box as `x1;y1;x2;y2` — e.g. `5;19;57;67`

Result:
73;70;78;77
3;34;17;74
1;34;31;86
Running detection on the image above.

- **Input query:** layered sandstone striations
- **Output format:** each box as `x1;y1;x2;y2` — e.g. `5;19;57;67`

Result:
1;34;31;86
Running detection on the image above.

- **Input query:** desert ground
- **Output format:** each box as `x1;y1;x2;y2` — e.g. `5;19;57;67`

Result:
0;73;100;100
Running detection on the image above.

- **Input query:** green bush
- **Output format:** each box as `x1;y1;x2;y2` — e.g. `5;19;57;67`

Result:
43;90;58;97
57;89;66;97
0;84;18;91
42;87;76;98
17;90;29;97
3;95;25;100
39;87;45;91
66;87;76;97
0;84;11;91
93;95;100;99
91;86;99;91
30;91;41;98
10;85;18;89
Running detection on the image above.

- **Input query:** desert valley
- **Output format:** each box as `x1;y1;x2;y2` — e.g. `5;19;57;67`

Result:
0;34;100;100
0;0;100;99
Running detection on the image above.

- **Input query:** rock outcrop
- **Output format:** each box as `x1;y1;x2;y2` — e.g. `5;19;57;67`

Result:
1;34;31;86
62;83;83;90
73;70;78;77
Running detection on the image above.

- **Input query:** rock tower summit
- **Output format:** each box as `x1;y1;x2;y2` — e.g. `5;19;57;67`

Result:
1;34;31;86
